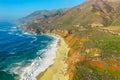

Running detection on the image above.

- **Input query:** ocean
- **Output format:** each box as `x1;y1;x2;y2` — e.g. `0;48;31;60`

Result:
0;21;59;80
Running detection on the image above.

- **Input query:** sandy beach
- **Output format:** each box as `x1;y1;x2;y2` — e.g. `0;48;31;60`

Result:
36;37;69;80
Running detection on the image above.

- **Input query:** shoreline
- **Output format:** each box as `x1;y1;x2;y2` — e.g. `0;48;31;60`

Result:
36;36;69;80
19;35;60;80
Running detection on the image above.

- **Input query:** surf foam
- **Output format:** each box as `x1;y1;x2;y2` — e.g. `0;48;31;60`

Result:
20;35;59;80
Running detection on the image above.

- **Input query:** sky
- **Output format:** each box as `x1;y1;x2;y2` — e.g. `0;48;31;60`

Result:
0;0;86;20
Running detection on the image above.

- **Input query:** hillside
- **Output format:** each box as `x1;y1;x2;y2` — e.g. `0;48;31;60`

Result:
50;0;120;27
19;0;120;31
19;8;68;23
20;0;120;80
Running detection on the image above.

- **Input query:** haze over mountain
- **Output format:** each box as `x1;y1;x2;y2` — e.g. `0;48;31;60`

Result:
19;0;120;31
19;8;68;23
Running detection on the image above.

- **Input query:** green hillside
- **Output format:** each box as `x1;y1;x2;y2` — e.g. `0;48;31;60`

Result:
19;0;120;80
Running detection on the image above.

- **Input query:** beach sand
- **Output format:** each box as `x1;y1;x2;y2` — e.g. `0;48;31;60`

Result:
36;37;69;80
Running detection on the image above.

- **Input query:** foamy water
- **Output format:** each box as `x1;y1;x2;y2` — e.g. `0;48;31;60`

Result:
20;36;59;80
0;21;56;80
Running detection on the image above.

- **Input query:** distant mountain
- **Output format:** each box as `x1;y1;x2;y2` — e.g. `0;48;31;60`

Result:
19;0;120;31
18;8;68;23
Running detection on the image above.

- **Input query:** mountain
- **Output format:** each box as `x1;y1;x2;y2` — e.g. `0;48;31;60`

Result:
49;0;120;27
18;8;68;23
19;0;120;31
20;0;120;80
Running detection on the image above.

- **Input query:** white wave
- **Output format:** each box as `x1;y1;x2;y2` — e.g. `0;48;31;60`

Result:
10;60;32;75
12;26;17;29
30;37;38;43
10;62;26;75
19;36;59;80
8;32;13;34
15;33;23;37
10;28;17;32
41;41;49;44
23;32;31;35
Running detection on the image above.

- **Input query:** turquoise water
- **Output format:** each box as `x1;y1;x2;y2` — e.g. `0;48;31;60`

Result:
0;21;55;80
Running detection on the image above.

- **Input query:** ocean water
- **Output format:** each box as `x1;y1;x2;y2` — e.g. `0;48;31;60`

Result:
0;21;59;80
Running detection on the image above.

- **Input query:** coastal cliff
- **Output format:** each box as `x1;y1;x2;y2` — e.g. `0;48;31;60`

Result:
19;0;120;80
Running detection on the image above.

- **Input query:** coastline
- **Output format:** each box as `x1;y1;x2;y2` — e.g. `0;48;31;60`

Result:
19;34;60;80
36;36;69;80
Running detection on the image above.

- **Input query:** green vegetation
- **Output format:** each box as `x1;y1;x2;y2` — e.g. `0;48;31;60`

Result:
71;30;120;80
68;51;71;57
84;51;94;57
111;17;120;26
19;0;120;80
90;34;120;54
71;42;80;50
73;62;120;80
78;30;120;61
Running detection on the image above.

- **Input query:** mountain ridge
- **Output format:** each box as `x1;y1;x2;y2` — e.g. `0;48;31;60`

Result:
19;8;68;23
19;0;120;31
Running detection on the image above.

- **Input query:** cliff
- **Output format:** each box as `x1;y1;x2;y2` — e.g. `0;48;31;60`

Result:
20;0;120;80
